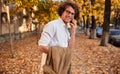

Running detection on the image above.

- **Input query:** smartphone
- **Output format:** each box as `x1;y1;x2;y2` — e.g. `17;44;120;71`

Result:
70;20;72;23
70;19;74;26
70;19;74;24
67;19;75;28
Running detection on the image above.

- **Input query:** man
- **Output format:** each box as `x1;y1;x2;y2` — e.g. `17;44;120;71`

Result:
38;2;79;74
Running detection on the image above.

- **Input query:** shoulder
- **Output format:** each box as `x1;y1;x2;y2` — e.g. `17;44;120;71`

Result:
43;19;59;32
48;19;59;25
45;19;59;28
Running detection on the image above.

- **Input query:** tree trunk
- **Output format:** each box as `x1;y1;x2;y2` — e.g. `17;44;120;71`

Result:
100;31;109;46
7;6;15;58
89;15;96;39
0;2;2;35
100;0;111;46
82;15;86;33
114;9;118;28
13;16;20;40
86;15;90;36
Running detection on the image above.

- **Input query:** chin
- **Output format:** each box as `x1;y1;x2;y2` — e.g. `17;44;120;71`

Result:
63;20;69;24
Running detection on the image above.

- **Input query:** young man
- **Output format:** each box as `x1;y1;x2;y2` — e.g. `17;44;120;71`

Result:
38;2;79;74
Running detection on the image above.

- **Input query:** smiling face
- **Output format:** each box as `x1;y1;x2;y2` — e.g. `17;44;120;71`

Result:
60;6;75;24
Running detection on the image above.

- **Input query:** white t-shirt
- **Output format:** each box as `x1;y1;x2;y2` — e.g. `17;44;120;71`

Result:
38;18;70;47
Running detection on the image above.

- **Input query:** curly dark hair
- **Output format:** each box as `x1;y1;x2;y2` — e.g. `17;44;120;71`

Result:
58;2;79;20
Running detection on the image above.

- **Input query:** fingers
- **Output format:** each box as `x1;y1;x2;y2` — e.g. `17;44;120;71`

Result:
70;19;77;28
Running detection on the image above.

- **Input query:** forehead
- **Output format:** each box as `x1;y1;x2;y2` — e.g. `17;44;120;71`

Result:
65;6;75;13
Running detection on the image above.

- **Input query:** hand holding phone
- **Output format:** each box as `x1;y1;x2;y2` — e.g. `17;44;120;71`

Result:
69;19;77;34
70;19;77;28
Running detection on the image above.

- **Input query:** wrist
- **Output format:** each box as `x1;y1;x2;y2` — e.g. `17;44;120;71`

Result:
71;31;76;34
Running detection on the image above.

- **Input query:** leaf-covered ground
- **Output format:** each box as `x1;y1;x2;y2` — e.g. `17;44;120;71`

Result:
0;34;120;74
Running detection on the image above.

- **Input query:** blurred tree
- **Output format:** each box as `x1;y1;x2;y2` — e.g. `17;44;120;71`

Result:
36;0;59;24
89;0;97;39
0;1;2;34
81;0;91;34
85;15;90;36
111;0;120;27
75;0;104;37
9;0;59;23
94;0;104;24
100;0;111;46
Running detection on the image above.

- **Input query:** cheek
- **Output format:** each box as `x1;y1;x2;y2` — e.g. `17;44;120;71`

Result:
71;15;75;19
63;13;67;17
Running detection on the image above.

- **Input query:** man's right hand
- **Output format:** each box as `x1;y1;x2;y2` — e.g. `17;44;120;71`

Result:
39;45;50;54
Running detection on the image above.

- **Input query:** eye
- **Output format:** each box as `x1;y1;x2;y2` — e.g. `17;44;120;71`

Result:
65;10;75;16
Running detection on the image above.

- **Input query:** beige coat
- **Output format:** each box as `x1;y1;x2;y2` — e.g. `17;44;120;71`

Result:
43;46;72;74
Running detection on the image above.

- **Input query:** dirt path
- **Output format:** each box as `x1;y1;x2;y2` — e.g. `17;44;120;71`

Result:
0;34;120;74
